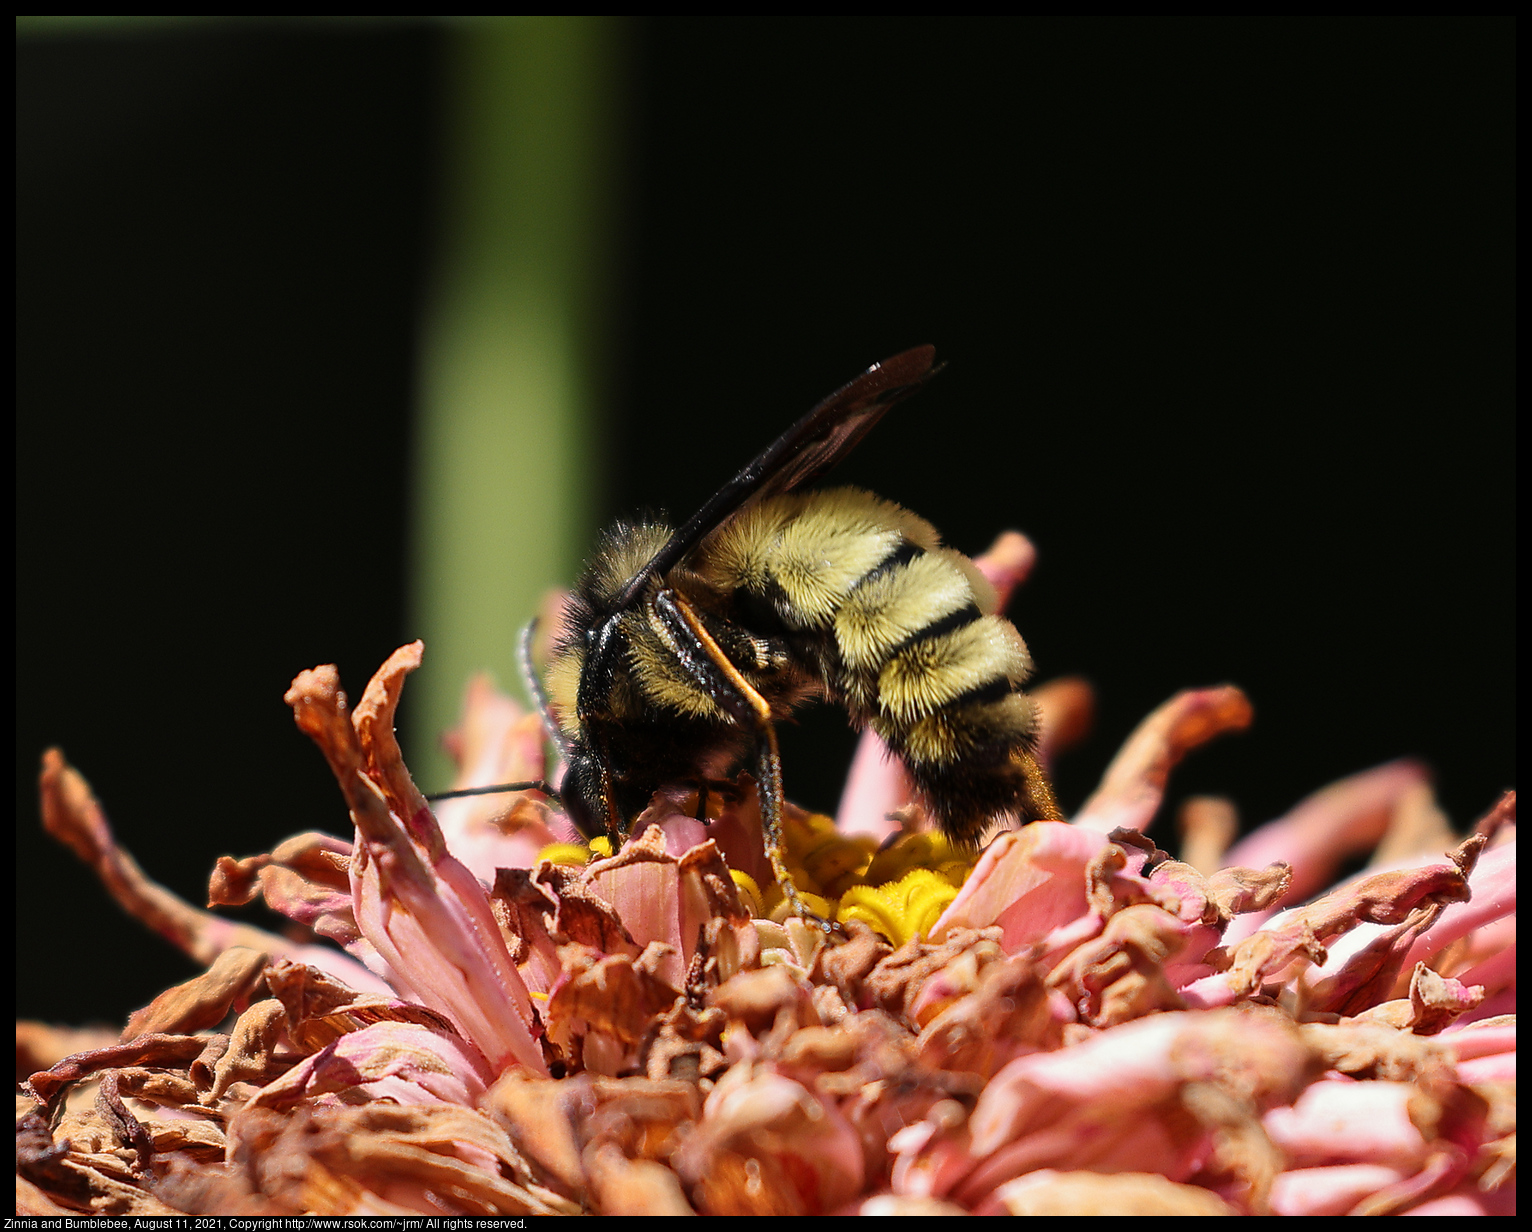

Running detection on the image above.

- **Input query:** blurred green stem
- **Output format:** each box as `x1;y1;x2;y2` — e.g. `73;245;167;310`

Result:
410;17;618;789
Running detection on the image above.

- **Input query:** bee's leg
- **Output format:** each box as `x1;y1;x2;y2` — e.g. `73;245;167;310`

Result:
648;590;827;928
590;738;626;850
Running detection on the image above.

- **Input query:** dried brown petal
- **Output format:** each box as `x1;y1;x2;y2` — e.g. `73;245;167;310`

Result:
676;1063;865;1214
482;1071;592;1195
17;1104;183;1215
1472;789;1515;840
546;946;684;1076
915;951;1059;1077
644;1000;730;1084
142;1116;226;1161
112;1066;200;1112
39;750;319;971
25;1034;209;1117
1204;861;1292;922
585;1140;696;1215
224;1102;556;1215
1047;903;1192;1027
711;964;815;1035
810;918;893;1007
17;1111;90;1208
122;946;268;1041
205;998;292;1101
1298;1020;1457;1084
585;1074;703;1157
350;642;436;844
895;930;1010;1027
521;861;639;958
262;959;457;1054
209;833;362;952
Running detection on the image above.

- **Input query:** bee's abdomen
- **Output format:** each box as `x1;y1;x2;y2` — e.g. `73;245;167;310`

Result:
827;527;1030;718
893;689;1046;844
817;512;1041;844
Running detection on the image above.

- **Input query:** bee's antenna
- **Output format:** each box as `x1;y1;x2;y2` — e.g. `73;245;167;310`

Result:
520;617;573;761
426;780;560;803
424;620;570;807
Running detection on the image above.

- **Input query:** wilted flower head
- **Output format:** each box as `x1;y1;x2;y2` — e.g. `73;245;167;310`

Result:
19;532;1514;1216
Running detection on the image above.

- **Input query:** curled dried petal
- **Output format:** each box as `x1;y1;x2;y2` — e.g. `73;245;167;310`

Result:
676;1064;866;1214
39;749;339;975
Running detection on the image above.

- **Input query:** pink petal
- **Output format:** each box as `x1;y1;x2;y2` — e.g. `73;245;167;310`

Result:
836;728;917;842
1440;1016;1518;1057
970;530;1036;609
287;650;547;1077
1269;1164;1411;1216
1223;761;1430;932
1400;834;1516;970
246;1019;495;1111
929;821;1109;948
1262;1080;1430;1168
1453;1050;1516;1084
431;675;565;881
1072;687;1253;835
968;1008;1307;1158
584;825;687;987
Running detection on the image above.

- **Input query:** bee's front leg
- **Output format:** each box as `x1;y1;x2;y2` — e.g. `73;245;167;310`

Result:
646;589;827;928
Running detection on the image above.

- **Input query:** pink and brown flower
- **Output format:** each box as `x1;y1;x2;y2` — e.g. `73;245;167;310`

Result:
19;533;1514;1216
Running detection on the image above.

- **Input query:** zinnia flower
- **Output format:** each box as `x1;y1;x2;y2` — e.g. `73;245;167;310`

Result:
18;533;1514;1216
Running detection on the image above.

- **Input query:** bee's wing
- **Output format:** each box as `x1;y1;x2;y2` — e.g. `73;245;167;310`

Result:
610;346;941;612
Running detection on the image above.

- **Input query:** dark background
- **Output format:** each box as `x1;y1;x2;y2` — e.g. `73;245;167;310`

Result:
17;18;1514;1026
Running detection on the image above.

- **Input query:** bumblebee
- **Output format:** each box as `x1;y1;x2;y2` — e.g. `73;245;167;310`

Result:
537;347;1062;903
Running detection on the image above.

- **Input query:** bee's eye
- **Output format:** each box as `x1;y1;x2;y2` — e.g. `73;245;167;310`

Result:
561;754;604;840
